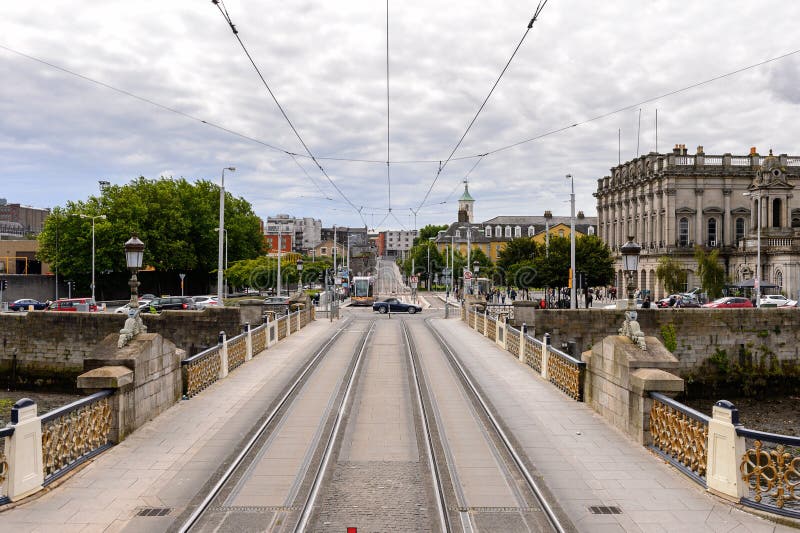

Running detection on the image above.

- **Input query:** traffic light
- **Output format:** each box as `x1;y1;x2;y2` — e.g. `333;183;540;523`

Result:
0;279;6;290
568;268;572;289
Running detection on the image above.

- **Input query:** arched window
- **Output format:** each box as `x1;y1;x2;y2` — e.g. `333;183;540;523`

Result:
505;226;512;238
735;217;745;242
484;225;492;237
455;230;461;238
558;229;565;238
588;226;595;236
679;217;689;247
707;218;717;246
527;226;535;237
514;226;521;237
773;198;782;227
495;226;502;238
776;270;783;288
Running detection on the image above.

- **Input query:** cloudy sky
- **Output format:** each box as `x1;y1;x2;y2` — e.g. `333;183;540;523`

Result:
3;1;800;230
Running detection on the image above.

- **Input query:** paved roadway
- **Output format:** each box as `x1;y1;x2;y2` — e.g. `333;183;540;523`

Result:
1;293;796;531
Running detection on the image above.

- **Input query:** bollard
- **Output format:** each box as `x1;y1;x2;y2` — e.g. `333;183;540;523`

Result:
519;322;527;363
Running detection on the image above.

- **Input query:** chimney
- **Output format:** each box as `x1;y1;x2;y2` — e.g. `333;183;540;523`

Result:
673;144;681;155
544;210;552;219
577;211;585;219
750;146;757;155
696;145;704;155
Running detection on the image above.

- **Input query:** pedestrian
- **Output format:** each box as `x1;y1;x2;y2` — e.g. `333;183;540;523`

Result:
585;289;593;309
642;296;651;309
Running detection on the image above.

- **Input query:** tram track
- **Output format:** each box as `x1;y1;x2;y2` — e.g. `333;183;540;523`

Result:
401;317;571;533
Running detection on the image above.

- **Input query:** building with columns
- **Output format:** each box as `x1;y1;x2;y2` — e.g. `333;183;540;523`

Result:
594;144;800;299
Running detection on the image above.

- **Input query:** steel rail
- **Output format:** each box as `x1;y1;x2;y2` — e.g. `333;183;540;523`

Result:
293;320;376;532
424;318;568;533
176;316;354;533
401;320;451;533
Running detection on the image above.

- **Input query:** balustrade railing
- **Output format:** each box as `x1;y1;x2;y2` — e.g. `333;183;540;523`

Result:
476;313;485;334
731;156;751;166
703;156;723;165
277;316;288;340
506;327;520;357
182;344;222;398
523;334;543;373
487;316;497;341
252;323;267;354
0;426;13;504
41;390;114;484
547;345;585;401
737;427;800;518
227;332;247;372
649;392;709;486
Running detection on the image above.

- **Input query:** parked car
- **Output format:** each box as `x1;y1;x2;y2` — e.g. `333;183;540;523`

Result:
148;296;197;311
47;297;99;312
9;298;48;311
194;295;221;309
759;294;797;307
702;297;753;309
674;295;701;308
372;297;422;314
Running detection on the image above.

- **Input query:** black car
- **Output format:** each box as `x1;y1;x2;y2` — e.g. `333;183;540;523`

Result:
372;297;422;314
149;296;197;311
9;298;48;311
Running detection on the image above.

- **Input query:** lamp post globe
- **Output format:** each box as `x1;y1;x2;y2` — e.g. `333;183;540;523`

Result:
620;236;641;309
124;235;145;308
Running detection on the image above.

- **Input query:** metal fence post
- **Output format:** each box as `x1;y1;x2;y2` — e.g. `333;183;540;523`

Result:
218;331;228;379
706;400;747;500
244;322;253;361
519;322;527;363
542;333;551;380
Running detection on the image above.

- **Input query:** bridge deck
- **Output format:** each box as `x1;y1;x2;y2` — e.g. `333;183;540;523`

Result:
0;313;793;532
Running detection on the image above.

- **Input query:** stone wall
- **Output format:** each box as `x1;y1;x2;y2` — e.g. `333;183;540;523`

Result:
514;307;800;370
0;307;241;389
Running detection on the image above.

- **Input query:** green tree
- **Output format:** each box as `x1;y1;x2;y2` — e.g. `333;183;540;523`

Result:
402;241;443;285
413;224;449;246
656;256;687;294
694;247;725;298
533;236;571;288
37;177;265;293
497;237;539;281
576;235;614;288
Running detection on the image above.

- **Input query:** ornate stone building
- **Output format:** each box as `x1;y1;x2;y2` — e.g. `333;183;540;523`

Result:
594;144;800;298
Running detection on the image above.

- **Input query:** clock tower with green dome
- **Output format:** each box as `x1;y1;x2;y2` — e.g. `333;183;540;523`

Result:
457;179;475;223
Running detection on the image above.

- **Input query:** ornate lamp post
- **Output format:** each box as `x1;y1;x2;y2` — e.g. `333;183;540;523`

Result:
124;235;145;308
621;236;641;310
296;258;304;293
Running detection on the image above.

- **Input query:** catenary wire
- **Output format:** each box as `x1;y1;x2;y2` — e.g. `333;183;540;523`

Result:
386;0;392;212
212;0;368;227
415;0;549;212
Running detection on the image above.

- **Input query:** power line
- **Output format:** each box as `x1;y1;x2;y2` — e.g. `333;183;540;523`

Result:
385;0;392;212
415;0;549;211
212;0;368;226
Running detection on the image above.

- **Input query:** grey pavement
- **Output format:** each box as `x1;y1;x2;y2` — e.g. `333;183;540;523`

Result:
0;319;339;533
430;317;797;533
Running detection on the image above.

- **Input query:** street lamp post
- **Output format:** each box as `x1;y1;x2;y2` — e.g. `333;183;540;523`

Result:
427;237;436;291
78;214;107;302
296;258;304;293
218;167;235;299
459;225;472;294
566;174;576;309
215;227;228;297
277;223;283;297
743;191;762;308
124;235;145;308
621;237;641;310
473;260;480;296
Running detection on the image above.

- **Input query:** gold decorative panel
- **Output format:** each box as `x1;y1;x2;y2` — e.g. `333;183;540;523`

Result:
741;440;800;510
547;354;583;401
42;397;112;478
524;338;542;373
228;336;247;371
649;398;707;478
184;348;221;398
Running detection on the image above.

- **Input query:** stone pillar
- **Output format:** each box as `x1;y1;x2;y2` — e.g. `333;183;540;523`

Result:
78;366;134;442
656;190;663;248
219;331;228;379
706;400;747;501
695;188;704;245
666;189;676;245
5;399;44;501
483;310;488;336
244;323;253;361
723;189;732;246
542;333;551;380
519;323;527;363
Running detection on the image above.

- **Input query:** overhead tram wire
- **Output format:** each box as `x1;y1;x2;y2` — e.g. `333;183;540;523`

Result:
385;0;392;216
415;0;550;212
211;0;368;227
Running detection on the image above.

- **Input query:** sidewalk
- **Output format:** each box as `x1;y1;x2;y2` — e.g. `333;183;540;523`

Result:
431;318;795;533
0;319;339;533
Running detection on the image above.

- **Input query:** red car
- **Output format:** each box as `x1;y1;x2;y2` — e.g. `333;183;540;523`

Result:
702;297;753;309
47;297;99;312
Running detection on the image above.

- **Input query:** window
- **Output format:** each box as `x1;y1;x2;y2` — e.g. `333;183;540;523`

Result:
679;217;689;246
527;226;534;237
735;218;745;242
485;225;492;237
321;247;327;255
588;226;595;236
773;198;782;227
505;226;512;238
495;226;502;237
455;230;461;238
514;226;521;237
776;270;783;288
707;218;717;246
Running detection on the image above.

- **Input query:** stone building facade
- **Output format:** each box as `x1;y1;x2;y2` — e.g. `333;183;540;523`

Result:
594;144;800;298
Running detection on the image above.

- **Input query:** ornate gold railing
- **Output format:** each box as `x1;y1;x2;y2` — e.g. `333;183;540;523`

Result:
487;316;497;341
0;427;11;502
738;428;800;517
41;391;113;483
547;346;585;401
277;316;288;340
476;313;485;333
523;334;543;373
182;345;222;398
252;324;267;354
648;393;709;485
506;327;520;357
227;333;247;371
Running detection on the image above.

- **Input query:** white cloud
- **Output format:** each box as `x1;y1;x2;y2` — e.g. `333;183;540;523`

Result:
2;0;800;230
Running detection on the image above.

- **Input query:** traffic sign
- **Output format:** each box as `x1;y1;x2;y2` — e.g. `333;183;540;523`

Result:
410;275;419;284
463;271;473;280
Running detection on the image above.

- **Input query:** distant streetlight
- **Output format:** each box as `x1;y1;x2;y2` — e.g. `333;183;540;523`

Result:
566;174;576;309
217;166;235;298
124;235;145;308
77;214;107;302
621;236;641;310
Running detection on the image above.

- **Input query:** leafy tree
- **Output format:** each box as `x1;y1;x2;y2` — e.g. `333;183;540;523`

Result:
656;256;687;294
37;177;265;295
532;236;571;288
576;235;614;288
413;224;449;246
497;237;539;278
694;247;725;298
402;241;443;283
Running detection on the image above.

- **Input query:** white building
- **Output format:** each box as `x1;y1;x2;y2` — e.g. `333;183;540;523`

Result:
383;229;418;258
265;214;321;253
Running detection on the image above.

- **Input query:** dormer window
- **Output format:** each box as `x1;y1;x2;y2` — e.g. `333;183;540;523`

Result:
514;226;521;237
504;226;512;238
485;225;492;237
495;226;502;238
527;226;534;237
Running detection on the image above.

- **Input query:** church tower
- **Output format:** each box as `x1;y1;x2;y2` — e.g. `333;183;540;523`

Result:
457;180;475;223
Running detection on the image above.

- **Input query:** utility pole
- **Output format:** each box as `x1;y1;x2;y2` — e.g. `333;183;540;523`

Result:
277;223;282;297
567;174;576;309
218;167;235;298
